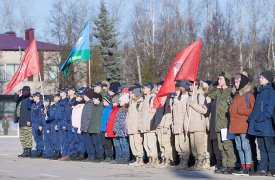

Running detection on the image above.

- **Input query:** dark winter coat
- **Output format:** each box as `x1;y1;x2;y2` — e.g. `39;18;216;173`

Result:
14;93;32;128
80;100;93;132
88;103;103;134
248;83;275;137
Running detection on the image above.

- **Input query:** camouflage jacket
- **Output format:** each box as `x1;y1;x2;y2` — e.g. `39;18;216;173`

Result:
207;86;233;132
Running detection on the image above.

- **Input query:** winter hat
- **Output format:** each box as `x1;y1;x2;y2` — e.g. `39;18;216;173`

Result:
176;80;190;92
219;71;231;86
83;88;94;99
110;81;121;87
44;96;51;102
92;93;103;102
157;81;164;86
67;86;76;92
260;71;274;82
243;67;255;82
201;80;213;89
132;88;142;97
53;93;61;98
122;88;129;94
103;95;112;104
32;92;41;97
129;83;143;91
109;85;119;94
77;87;88;96
59;88;67;93
22;86;30;92
119;94;130;104
142;82;154;90
237;74;249;91
92;82;103;88
21;86;31;96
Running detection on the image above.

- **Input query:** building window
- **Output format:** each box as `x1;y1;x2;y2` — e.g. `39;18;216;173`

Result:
0;64;5;81
0;64;19;82
45;65;59;81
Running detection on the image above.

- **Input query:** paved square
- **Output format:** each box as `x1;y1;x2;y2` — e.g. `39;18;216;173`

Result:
0;138;271;180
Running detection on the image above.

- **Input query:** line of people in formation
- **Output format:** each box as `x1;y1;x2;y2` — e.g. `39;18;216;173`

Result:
14;68;275;176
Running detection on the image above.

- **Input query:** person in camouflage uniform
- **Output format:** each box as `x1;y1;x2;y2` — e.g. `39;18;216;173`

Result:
207;72;237;174
2;117;9;135
15;86;33;157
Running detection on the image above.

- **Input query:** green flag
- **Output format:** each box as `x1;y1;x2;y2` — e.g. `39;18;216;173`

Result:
60;22;90;75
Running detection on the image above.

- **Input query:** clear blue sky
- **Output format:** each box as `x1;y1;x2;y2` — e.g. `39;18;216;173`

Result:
11;0;273;43
32;0;53;40
25;0;133;42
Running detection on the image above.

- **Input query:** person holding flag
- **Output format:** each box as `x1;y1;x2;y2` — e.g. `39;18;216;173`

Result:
3;38;41;158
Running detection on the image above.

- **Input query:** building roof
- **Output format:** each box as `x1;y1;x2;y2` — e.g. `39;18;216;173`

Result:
0;32;61;51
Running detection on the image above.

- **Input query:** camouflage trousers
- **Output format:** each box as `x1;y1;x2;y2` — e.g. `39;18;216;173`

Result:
217;132;236;167
19;126;33;148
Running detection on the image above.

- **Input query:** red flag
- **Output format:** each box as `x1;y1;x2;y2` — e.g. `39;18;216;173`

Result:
153;39;202;108
175;38;202;81
3;39;40;94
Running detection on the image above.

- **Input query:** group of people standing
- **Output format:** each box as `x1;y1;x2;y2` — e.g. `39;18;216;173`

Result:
14;68;275;176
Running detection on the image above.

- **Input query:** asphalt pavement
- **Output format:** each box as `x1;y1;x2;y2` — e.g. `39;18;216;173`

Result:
0;137;272;180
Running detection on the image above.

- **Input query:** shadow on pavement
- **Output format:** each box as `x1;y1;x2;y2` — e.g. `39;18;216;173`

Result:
171;168;213;179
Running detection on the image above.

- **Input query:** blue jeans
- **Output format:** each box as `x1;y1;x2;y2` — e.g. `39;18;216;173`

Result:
113;137;130;161
90;133;104;159
235;134;252;165
257;136;275;171
83;132;95;158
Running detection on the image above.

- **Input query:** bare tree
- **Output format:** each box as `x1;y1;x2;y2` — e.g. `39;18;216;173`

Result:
0;0;16;32
46;0;92;88
17;0;34;37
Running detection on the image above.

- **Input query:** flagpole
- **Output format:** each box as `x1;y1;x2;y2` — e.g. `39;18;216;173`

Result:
38;72;47;119
88;60;91;87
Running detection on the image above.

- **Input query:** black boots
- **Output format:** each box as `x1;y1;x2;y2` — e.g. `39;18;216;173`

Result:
34;150;43;158
18;148;27;157
18;148;31;158
25;148;31;157
52;151;61;160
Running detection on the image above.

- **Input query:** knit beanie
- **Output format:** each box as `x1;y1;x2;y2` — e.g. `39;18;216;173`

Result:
219;71;231;86
84;88;94;99
92;93;103;102
237;74;249;91
260;71;274;82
